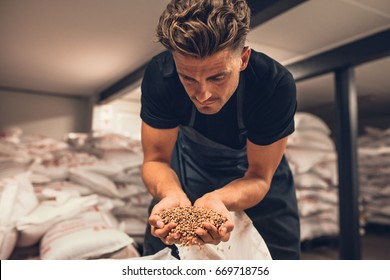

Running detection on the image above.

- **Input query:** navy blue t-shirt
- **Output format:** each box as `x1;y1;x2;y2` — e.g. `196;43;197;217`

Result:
140;49;297;149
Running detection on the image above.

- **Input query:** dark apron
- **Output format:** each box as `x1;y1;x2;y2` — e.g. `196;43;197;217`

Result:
143;83;301;260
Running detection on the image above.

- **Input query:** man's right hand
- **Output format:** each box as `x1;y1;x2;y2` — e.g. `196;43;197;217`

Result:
149;194;191;245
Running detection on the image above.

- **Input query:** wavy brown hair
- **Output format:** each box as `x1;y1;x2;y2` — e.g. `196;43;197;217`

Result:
156;0;250;58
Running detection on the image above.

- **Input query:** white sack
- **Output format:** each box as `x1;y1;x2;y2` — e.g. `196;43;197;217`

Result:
16;191;98;247
40;207;135;260
311;160;338;186
114;182;148;199
301;219;339;241
33;180;93;202
288;130;335;151
101;243;140;259
0;226;18;260
298;197;335;217
294;112;331;135
76;161;123;177
30;164;69;180
0;173;38;258
294;172;330;189
132;247;177;260
285;148;336;174
69;169;119;198
178;211;272;260
296;188;338;204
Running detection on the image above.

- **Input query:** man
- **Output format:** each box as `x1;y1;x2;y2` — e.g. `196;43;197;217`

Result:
140;0;300;260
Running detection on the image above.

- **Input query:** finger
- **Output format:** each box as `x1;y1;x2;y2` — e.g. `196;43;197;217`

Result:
195;226;221;245
153;222;176;238
198;233;220;245
164;232;180;245
190;237;205;246
223;221;235;233
166;227;181;243
195;228;213;243
152;226;169;238
150;226;158;238
149;214;165;229
220;231;231;242
219;225;227;235
162;236;174;245
203;223;220;240
218;220;233;239
155;220;165;229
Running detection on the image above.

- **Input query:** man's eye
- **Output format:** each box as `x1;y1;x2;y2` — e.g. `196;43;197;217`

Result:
211;76;225;82
183;76;195;83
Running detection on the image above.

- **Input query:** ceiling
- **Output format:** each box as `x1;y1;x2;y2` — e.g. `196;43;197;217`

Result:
0;0;167;96
1;0;390;114
247;0;390;111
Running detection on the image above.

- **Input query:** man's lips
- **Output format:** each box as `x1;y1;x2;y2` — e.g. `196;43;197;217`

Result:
194;99;217;106
199;101;215;106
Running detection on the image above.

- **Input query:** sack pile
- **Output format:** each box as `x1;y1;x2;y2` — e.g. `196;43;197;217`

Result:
0;129;150;260
67;131;143;170
286;112;340;241
65;131;151;243
358;127;390;226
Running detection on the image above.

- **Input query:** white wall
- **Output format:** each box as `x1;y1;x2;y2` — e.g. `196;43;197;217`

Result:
0;89;93;140
93;87;142;139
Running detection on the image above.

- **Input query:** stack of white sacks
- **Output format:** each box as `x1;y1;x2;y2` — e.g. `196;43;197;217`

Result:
8;116;387;258
358;126;390;226
285;112;339;241
66;132;151;243
0;129;151;260
1;129;271;260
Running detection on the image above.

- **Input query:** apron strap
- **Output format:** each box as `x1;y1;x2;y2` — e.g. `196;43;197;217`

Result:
236;74;247;145
188;103;197;127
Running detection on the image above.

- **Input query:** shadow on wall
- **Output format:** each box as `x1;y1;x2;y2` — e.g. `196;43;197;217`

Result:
0;89;91;140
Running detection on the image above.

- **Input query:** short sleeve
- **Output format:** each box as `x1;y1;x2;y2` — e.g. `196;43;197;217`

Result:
247;72;297;145
140;59;179;129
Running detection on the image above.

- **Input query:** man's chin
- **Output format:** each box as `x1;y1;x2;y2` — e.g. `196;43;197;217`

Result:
195;105;221;115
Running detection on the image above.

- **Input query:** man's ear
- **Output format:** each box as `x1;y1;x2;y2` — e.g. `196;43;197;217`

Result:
240;47;251;71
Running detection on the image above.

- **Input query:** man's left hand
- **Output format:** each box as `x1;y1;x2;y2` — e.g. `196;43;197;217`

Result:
193;196;234;245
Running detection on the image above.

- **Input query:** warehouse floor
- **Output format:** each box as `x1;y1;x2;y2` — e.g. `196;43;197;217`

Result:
301;224;390;260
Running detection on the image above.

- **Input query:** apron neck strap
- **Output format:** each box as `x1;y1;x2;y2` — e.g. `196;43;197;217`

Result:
236;74;246;131
189;102;197;127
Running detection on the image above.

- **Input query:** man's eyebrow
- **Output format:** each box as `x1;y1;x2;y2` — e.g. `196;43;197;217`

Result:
178;72;196;80
207;71;229;79
177;70;229;81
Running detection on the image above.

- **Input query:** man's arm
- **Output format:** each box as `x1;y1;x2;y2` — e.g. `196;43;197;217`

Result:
203;136;288;210
194;136;288;244
141;121;191;244
141;121;182;200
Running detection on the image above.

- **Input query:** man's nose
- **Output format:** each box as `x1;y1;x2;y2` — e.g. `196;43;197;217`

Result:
195;84;212;102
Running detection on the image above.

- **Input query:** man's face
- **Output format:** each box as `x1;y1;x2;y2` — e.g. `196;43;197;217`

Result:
173;48;250;115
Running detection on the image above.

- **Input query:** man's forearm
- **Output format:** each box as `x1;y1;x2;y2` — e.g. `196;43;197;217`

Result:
203;175;270;211
141;161;186;200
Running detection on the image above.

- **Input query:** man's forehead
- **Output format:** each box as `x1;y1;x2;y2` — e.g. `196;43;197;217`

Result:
173;51;234;76
177;62;229;75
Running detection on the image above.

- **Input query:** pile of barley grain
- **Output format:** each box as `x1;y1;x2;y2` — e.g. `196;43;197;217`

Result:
158;206;227;246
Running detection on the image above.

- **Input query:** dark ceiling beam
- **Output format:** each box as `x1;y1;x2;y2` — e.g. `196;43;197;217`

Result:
247;0;306;28
98;0;305;104
98;64;145;104
286;28;390;81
